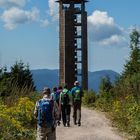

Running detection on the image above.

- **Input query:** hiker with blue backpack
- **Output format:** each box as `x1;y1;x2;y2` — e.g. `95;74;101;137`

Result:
59;84;71;127
71;81;83;126
34;87;59;140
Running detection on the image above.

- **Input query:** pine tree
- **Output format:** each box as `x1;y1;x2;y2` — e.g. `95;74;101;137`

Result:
99;76;112;94
10;60;35;91
117;28;140;99
123;28;140;77
0;66;11;96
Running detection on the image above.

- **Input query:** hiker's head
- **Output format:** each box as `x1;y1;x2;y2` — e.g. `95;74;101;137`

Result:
58;86;62;90
53;87;57;92
42;87;51;95
74;81;79;86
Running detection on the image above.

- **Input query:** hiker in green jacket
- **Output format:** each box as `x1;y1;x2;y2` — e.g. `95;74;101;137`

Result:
59;84;71;127
71;81;83;126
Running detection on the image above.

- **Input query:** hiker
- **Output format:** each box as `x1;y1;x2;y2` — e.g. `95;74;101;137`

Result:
51;86;61;125
51;87;61;105
56;86;63;106
59;84;71;127
34;87;59;140
51;87;57;101
71;81;83;126
56;86;63;124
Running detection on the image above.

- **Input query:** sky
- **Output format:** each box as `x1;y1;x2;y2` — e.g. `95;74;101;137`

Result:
0;0;140;74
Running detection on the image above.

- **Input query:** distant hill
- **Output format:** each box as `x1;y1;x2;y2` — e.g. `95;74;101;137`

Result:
31;69;59;92
31;69;119;92
88;70;119;92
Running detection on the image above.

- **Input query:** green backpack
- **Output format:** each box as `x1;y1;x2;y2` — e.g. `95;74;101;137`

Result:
61;89;70;105
74;89;81;101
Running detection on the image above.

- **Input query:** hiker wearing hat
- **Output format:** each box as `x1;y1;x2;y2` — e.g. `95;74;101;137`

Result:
71;81;83;126
34;87;59;140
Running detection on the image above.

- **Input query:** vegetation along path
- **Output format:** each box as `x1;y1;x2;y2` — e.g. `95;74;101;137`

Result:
57;107;126;140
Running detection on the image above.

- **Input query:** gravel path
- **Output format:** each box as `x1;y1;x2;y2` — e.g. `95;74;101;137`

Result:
56;107;126;140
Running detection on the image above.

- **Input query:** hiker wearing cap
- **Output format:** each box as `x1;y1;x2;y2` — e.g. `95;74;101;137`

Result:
34;87;59;140
51;86;61;125
59;84;71;127
71;81;83;126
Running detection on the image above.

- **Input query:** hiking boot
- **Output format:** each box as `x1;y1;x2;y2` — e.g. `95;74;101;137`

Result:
57;121;61;126
78;122;81;126
67;123;70;127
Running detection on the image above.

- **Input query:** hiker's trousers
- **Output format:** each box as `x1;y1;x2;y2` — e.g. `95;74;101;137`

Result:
61;104;71;125
73;101;81;124
37;127;56;140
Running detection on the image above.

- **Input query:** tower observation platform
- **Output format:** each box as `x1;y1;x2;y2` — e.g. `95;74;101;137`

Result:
57;0;88;90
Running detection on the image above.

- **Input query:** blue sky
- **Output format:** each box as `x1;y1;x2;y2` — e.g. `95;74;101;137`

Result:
0;0;140;74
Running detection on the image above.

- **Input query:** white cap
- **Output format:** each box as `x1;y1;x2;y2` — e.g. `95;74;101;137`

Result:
74;80;79;86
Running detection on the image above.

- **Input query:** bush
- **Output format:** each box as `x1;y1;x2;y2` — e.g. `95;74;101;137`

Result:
111;95;140;139
82;90;96;107
0;97;36;140
95;91;114;112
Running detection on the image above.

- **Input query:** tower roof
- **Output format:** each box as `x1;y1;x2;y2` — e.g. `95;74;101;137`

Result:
56;0;88;4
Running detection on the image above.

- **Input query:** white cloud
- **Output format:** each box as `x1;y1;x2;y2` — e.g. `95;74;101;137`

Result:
88;10;126;46
48;0;58;20
40;19;49;27
99;35;126;46
88;10;114;26
0;0;29;9
1;7;39;30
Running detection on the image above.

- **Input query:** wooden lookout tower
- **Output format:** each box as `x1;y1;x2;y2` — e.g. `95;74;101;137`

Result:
57;0;88;90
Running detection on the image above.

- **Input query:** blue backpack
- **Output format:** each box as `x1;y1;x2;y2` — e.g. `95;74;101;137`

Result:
52;92;59;101
52;92;60;104
37;99;54;128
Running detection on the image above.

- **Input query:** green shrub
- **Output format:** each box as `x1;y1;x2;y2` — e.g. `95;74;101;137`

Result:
0;97;36;140
95;91;113;112
111;95;140;139
82;90;96;107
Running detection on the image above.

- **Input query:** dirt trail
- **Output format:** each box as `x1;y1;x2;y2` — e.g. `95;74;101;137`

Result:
56;107;126;140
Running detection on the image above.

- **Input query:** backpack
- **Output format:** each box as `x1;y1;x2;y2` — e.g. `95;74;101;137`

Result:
61;89;70;105
52;92;60;103
37;99;54;128
73;88;81;101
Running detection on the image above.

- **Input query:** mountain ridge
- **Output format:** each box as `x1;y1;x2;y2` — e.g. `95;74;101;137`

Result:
31;69;119;92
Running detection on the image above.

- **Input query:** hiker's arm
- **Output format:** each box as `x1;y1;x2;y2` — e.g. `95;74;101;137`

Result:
52;105;56;130
71;90;74;105
59;93;62;111
68;91;72;105
53;101;60;121
81;89;84;98
50;93;53;100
